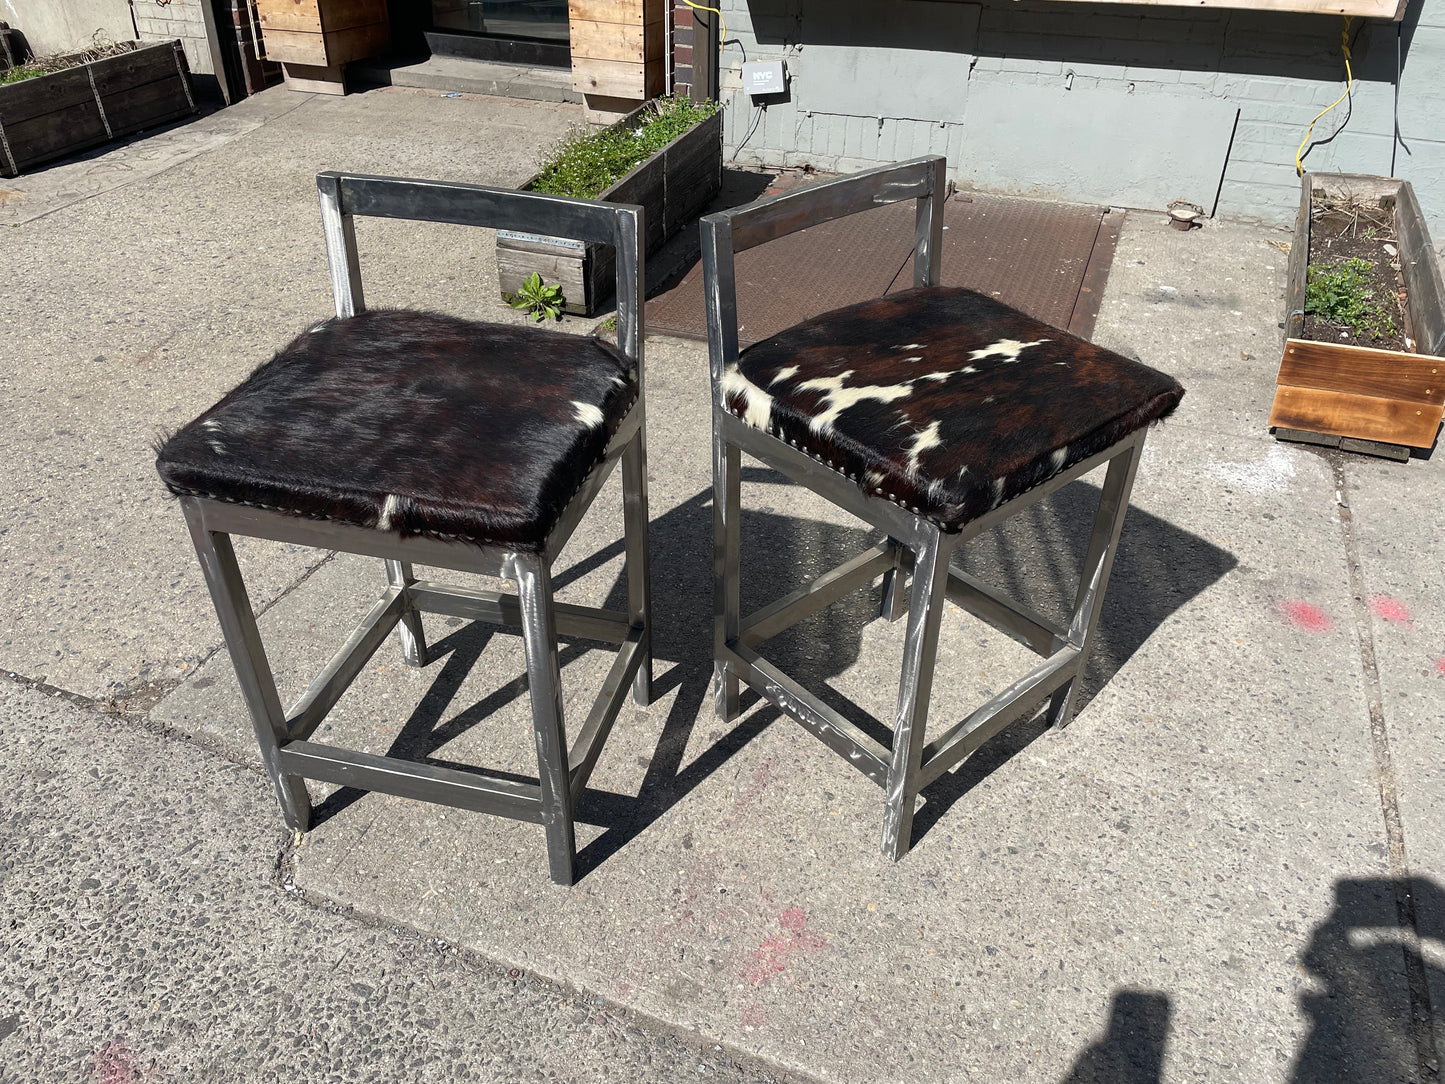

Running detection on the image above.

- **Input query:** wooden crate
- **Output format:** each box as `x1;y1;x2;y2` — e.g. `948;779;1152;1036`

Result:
568;0;667;122
1269;173;1445;456
0;41;197;179
497;104;723;316
256;0;389;95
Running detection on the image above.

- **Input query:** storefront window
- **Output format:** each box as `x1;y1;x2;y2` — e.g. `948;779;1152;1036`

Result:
430;0;570;42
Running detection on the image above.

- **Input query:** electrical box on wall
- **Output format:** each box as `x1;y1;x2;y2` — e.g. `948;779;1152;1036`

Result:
741;59;786;99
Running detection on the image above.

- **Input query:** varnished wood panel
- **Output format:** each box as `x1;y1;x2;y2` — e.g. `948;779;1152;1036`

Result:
1277;339;1444;404
1269;385;1443;448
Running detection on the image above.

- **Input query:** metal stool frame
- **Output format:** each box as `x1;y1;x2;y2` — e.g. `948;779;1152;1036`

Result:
180;172;652;885
701;156;1146;860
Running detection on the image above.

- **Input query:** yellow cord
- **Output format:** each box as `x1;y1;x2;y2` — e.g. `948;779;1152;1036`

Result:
1296;15;1354;176
680;0;727;58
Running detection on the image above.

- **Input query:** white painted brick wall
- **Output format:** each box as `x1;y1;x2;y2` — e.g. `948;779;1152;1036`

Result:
718;0;1445;238
134;0;212;76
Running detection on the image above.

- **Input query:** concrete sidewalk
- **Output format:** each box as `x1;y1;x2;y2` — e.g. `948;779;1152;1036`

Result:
2;84;1442;1083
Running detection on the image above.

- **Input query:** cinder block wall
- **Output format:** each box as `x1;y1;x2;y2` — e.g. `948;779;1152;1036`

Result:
713;0;1445;237
132;0;214;77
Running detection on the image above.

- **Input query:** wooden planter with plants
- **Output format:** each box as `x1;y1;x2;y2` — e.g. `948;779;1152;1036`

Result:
1269;172;1445;459
0;40;196;178
497;97;722;317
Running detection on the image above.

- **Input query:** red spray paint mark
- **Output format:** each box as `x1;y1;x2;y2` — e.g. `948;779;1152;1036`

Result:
742;906;825;984
93;1041;146;1084
1281;600;1334;634
1368;594;1413;628
1434;658;1445;677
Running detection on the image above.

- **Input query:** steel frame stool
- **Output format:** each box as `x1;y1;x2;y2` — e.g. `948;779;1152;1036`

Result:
702;156;1179;860
160;173;651;885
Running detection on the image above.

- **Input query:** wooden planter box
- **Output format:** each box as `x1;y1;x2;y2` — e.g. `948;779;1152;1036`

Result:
1269;173;1445;458
0;41;197;179
497;103;723;316
256;0;390;95
568;0;667;122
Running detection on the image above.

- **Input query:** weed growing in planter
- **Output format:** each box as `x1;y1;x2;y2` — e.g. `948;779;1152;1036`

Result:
1305;257;1398;343
531;96;719;199
506;272;566;322
1;65;41;85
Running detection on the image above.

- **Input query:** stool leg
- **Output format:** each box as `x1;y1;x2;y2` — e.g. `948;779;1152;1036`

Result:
1047;433;1144;731
384;560;429;668
881;527;953;861
712;428;741;723
880;538;909;622
515;554;577;886
621;425;653;707
181;503;311;832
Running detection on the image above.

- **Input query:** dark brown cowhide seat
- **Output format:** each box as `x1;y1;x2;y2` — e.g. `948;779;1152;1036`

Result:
156;309;636;551
722;286;1184;530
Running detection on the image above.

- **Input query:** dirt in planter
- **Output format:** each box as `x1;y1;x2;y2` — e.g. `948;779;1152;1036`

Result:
1301;193;1412;353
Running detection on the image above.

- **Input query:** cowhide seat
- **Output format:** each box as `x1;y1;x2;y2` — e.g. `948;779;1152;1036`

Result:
702;156;1183;860
156;173;652;885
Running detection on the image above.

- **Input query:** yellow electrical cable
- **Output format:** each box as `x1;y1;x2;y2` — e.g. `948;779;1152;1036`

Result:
1296;15;1354;176
680;0;727;57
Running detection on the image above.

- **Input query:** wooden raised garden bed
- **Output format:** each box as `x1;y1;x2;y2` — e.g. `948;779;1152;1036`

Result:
256;0;390;95
497;99;723;317
1269;172;1445;460
0;40;197;179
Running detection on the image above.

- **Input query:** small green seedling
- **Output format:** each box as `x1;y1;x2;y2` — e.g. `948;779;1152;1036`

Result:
507;272;566;322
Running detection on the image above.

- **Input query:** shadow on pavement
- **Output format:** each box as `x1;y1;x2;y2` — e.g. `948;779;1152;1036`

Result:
309;465;1235;871
1055;877;1443;1084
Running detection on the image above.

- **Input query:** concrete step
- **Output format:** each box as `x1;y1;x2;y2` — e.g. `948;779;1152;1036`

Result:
351;54;580;104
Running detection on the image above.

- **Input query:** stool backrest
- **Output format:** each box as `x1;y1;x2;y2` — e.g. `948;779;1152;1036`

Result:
315;171;645;371
698;156;946;385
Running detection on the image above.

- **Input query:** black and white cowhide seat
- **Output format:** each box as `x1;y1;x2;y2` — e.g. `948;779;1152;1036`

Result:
158;171;652;887
703;156;1183;864
157;309;636;550
721;286;1182;531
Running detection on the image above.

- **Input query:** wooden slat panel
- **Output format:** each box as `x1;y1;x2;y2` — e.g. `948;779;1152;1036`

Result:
1285;181;1311;339
497;246;590;315
571;56;646;98
90;43;182;97
257;0;388;32
6;102;107;167
567;0;646;24
263;21;387;66
606;152;665;250
0;68;94;125
103;78;193;137
1396;182;1445;358
1278;339;1444;404
568;17;664;62
1269;384;1444;447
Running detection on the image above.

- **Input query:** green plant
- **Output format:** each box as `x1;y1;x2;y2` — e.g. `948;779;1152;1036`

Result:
530;96;719;199
1305;257;1398;342
507;272;566;322
0;65;42;85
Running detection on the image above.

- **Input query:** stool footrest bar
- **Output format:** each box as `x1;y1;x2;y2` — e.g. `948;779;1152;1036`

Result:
723;641;891;787
944;567;1067;657
278;741;545;823
569;627;648;800
917;643;1081;788
741;542;896;646
287;588;405;740
410;582;630;644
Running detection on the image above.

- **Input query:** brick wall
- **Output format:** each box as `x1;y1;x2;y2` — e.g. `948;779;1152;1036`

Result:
132;0;213;77
712;0;1445;237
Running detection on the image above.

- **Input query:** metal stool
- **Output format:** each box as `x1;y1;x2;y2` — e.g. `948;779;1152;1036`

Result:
701;157;1184;859
156;173;652;885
